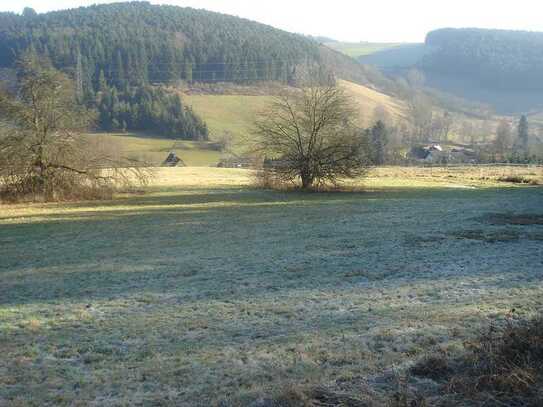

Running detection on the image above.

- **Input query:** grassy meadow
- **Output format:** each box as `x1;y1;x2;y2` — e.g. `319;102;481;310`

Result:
85;133;223;167
324;42;407;59
183;94;271;145
181;80;406;148
1;166;543;405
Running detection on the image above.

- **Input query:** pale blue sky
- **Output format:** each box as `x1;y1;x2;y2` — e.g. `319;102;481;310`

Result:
2;0;542;42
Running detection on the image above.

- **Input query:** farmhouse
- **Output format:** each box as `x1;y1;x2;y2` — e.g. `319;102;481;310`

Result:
409;144;445;163
163;152;185;167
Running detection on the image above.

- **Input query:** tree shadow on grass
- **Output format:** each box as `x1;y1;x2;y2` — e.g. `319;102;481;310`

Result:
1;187;542;307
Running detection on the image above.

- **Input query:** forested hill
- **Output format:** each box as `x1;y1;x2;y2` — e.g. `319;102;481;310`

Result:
422;28;543;91
0;2;326;89
0;2;378;138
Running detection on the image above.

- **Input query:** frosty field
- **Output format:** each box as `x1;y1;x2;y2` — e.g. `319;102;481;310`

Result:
1;168;542;406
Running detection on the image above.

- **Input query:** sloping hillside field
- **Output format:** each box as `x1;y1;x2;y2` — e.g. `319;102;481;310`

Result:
182;80;405;146
1;168;542;405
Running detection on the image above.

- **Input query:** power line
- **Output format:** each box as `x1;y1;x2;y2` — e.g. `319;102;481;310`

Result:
102;60;300;72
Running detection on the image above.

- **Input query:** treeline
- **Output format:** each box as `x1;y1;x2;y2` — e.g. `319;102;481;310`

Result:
97;86;208;139
423;28;543;91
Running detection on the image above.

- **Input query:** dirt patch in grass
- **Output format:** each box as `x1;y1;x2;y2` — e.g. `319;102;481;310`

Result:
404;235;447;247
449;229;521;243
481;213;543;226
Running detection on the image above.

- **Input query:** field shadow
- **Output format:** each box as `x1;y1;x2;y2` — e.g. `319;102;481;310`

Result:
2;187;542;306
0;186;505;224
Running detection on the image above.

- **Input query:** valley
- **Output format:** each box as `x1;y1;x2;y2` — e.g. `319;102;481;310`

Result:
1;2;543;406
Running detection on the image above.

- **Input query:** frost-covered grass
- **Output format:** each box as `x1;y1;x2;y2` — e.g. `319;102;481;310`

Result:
1;169;542;406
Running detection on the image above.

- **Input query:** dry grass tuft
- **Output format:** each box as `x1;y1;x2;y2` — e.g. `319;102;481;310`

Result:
498;175;540;185
411;313;543;406
409;353;452;381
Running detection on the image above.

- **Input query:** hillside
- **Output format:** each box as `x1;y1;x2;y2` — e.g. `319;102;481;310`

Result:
181;80;406;147
357;43;427;72
339;80;406;124
349;28;543;114
423;28;543;92
0;2;387;139
0;3;376;90
325;41;412;59
0;3;316;85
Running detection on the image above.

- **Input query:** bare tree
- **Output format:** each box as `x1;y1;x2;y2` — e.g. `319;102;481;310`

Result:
0;55;149;201
460;120;476;145
254;81;369;189
406;92;433;143
430;111;454;142
217;130;234;154
493;120;513;159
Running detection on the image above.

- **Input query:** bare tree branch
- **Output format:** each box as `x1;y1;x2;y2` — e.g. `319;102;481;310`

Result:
253;78;369;190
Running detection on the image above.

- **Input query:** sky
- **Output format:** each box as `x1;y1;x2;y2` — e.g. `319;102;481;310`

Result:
2;0;542;43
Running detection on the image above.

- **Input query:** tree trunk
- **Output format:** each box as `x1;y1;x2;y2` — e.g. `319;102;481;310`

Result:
300;169;314;189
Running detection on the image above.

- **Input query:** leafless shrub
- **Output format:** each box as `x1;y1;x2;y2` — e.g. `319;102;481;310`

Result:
0;54;150;202
497;175;533;184
411;313;543;405
252;73;370;190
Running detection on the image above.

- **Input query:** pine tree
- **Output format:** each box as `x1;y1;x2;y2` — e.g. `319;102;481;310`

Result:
184;61;193;84
98;69;108;93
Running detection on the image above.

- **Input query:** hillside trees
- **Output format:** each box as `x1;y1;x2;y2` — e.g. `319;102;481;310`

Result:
96;86;208;139
255;81;369;189
0;3;320;88
0;3;332;137
424;28;543;91
0;56;148;201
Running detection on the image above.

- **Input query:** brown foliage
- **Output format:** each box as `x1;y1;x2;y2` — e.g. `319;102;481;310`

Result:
411;314;543;405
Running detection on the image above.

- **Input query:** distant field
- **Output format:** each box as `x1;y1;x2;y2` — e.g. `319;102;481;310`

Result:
1;166;542;405
183;80;404;148
183;94;272;145
325;41;406;59
85;132;223;167
339;79;406;124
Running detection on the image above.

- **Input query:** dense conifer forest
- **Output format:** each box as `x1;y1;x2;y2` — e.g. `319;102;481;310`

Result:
0;2;325;138
423;28;543;91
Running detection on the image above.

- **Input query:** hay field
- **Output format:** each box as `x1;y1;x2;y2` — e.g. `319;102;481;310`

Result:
1;167;542;405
